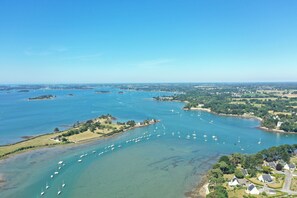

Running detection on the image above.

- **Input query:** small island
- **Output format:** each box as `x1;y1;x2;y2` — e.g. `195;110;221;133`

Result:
18;90;29;93
28;95;56;101
95;91;111;94
0;114;159;159
191;144;297;198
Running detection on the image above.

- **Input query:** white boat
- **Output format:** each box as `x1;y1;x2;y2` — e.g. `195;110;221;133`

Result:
203;135;207;138
78;159;82;163
258;138;262;144
62;181;66;188
50;175;54;179
46;183;49;189
54;171;59;175
157;134;161;137
57;190;61;195
41;191;45;196
58;161;63;165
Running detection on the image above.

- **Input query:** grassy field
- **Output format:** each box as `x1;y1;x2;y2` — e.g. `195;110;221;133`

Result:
252;103;264;107
247;177;264;186
232;97;280;101
291;156;297;164
229;101;246;105
290;177;297;191
0;133;62;157
67;131;102;143
227;188;246;198
271;111;292;116
267;174;284;189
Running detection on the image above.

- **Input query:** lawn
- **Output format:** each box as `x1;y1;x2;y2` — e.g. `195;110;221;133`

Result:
67;131;102;143
247;177;264;186
291;156;297;164
227;188;246;198
223;174;235;181
290;177;297;191
268;174;284;189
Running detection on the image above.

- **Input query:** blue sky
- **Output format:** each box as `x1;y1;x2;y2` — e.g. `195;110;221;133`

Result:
0;0;296;83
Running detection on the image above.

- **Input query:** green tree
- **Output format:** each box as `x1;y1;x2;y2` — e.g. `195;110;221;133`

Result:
262;166;272;174
276;163;283;171
207;185;228;198
234;168;244;179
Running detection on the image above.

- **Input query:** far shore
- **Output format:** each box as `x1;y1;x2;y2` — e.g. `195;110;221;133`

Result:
183;106;297;135
185;107;263;121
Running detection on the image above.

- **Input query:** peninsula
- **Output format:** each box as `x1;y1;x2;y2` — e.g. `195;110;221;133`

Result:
0;114;158;159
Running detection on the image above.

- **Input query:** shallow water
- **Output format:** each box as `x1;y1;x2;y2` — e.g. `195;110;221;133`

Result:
0;87;297;198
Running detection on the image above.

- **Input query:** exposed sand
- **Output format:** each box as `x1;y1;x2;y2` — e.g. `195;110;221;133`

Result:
0;173;5;187
185;175;209;198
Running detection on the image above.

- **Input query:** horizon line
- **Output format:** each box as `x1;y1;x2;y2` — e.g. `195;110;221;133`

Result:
1;81;297;85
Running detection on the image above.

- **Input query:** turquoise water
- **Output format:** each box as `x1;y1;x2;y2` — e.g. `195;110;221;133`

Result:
0;87;297;198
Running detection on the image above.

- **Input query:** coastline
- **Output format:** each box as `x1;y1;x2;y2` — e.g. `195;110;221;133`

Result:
185;174;209;198
185;107;263;122
183;106;297;134
0;118;159;160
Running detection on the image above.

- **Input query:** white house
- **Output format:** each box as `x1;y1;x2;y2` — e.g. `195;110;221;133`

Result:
258;174;273;183
228;177;239;186
246;184;259;195
284;163;296;171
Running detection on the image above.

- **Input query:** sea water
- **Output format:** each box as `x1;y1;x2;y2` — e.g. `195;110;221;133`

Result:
0;86;297;198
